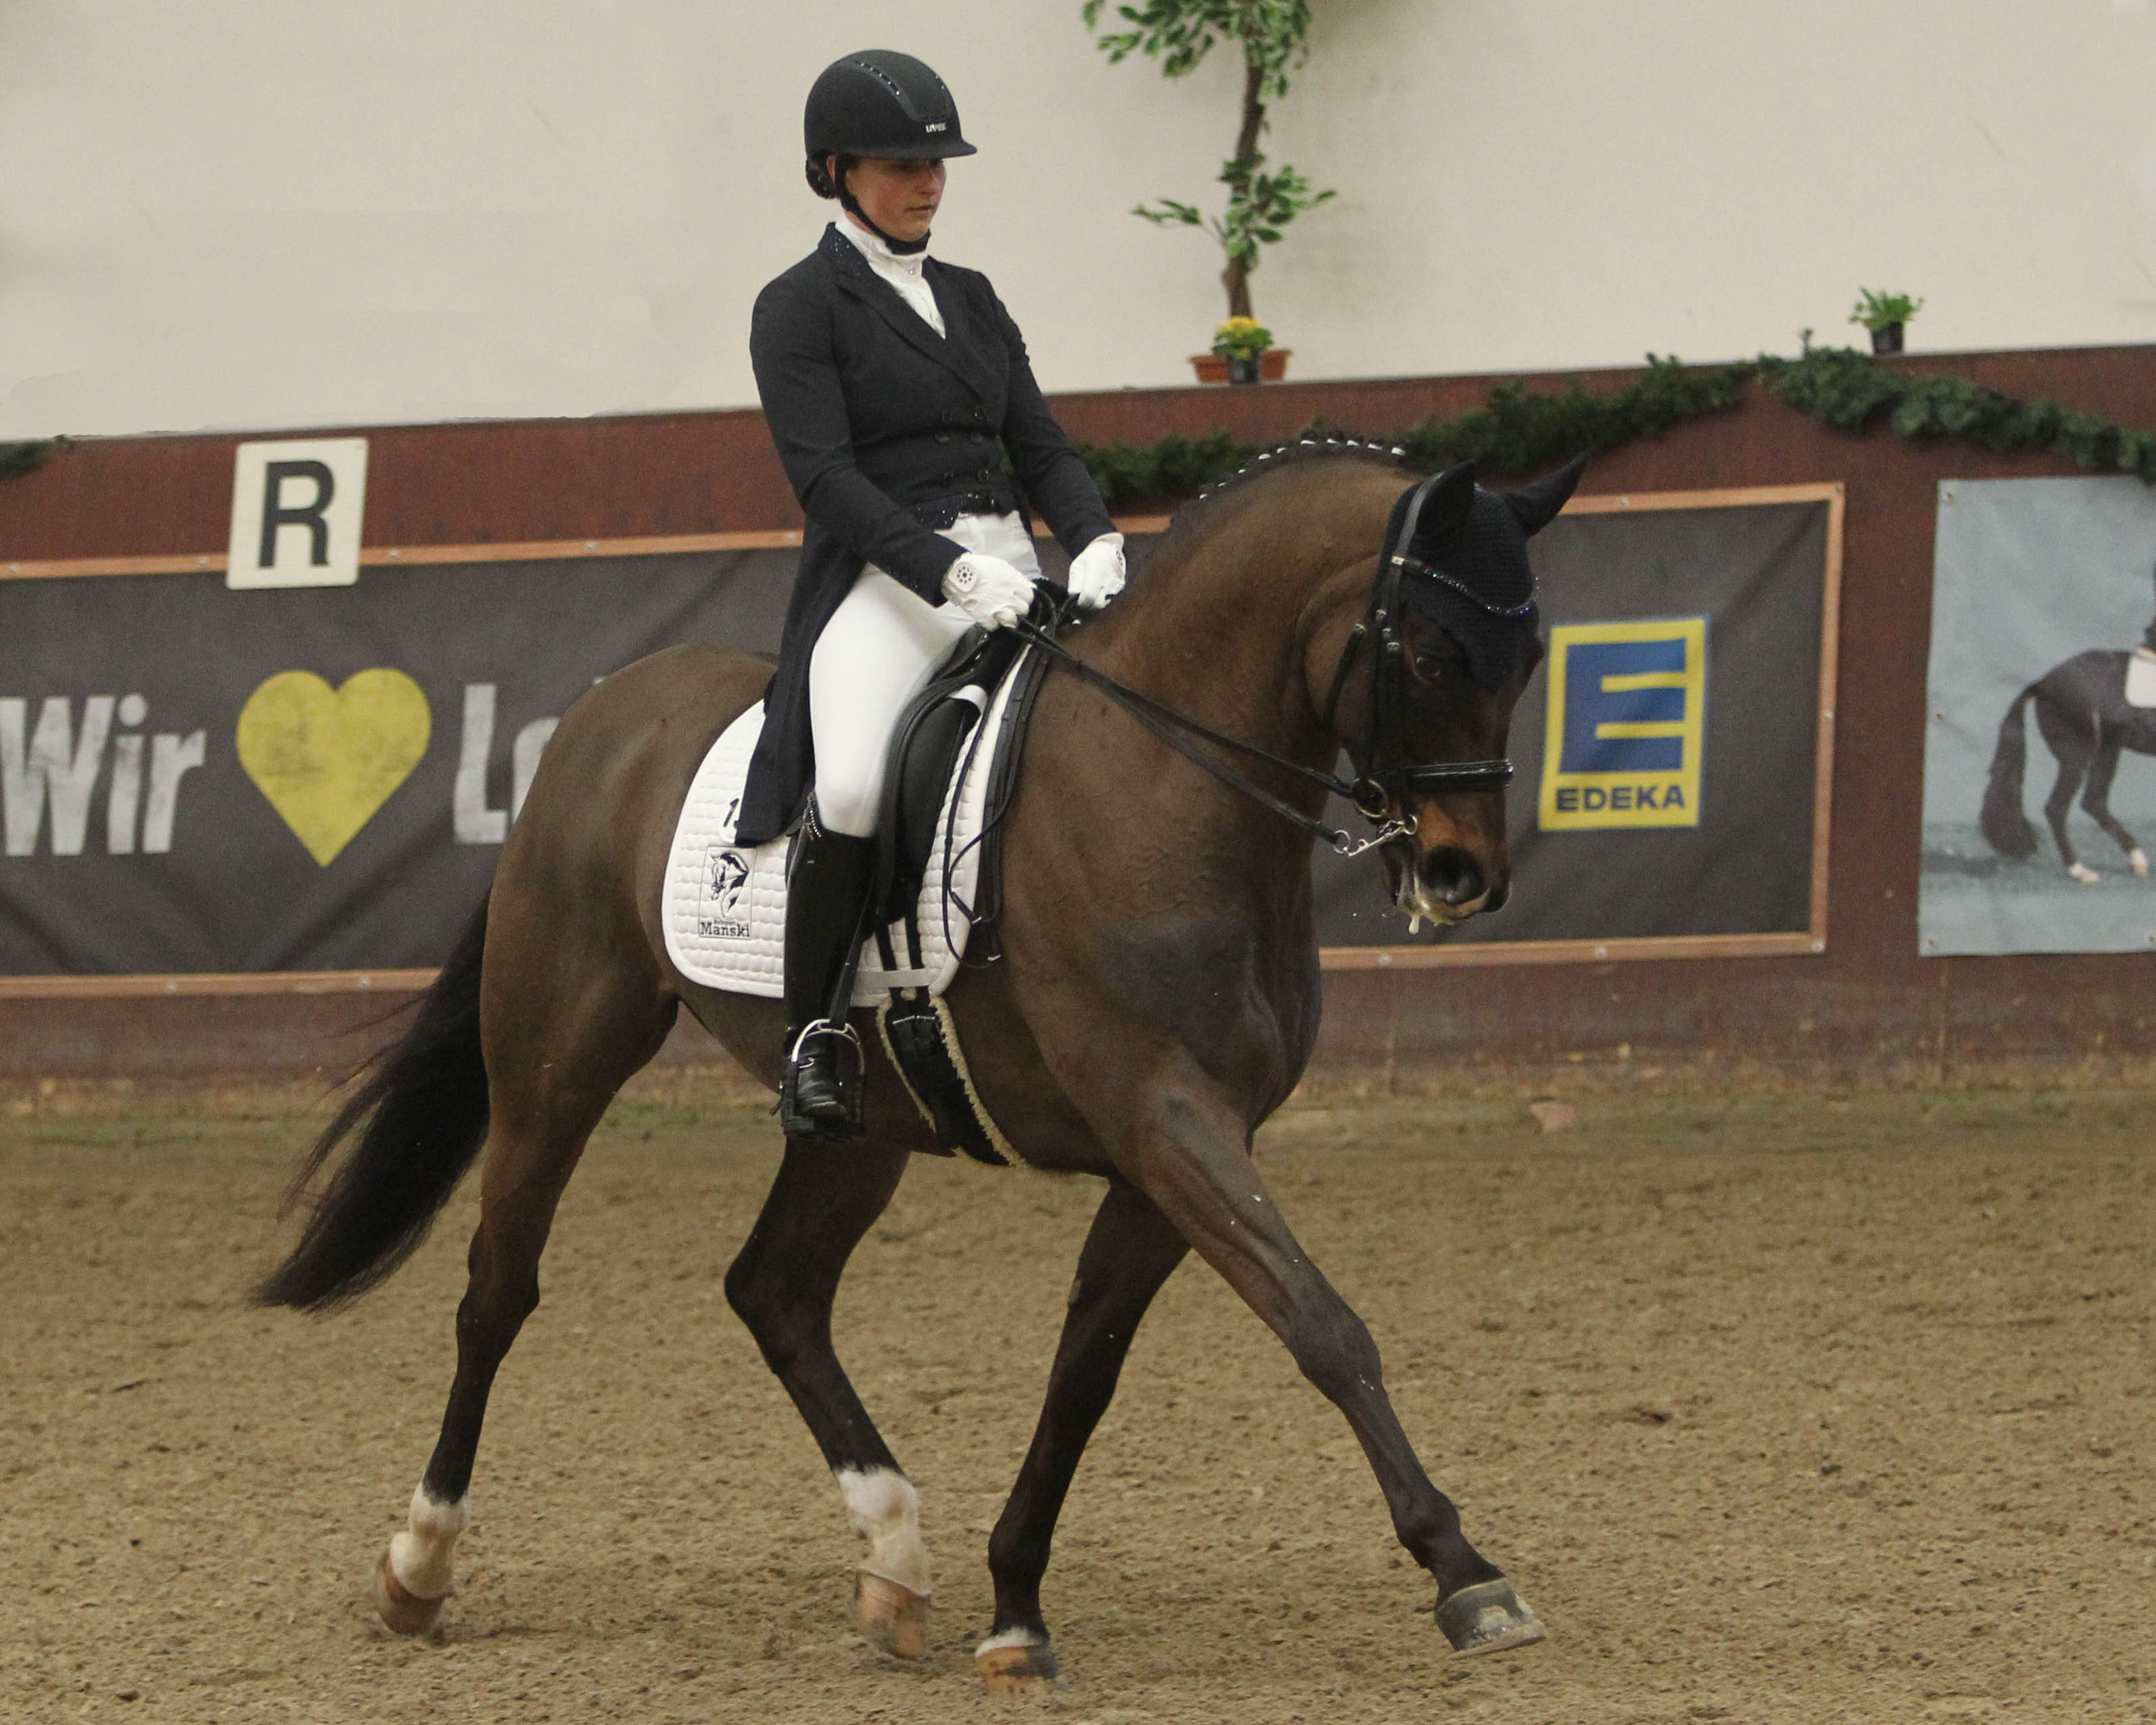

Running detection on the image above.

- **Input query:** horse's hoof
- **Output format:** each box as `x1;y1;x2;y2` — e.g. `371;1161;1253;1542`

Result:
856;1570;931;1659
2070;862;2102;884
976;1633;1062;1694
370;1549;447;1636
1436;1578;1546;1657
2133;849;2149;877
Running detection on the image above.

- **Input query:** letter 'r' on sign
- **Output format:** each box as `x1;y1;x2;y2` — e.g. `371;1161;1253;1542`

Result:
226;438;369;589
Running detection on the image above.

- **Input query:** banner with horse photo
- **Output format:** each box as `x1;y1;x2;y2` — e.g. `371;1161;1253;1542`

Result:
1312;484;1842;965
1921;476;2156;956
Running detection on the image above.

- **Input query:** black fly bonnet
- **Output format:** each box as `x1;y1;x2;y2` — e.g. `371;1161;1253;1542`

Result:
1383;457;1584;689
1321;456;1585;815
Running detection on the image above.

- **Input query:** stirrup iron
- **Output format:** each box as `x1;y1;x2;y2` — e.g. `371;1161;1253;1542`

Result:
780;1017;866;1144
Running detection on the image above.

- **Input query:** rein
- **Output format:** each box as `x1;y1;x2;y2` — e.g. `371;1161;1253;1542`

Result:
1014;470;1522;858
1012;619;1408;857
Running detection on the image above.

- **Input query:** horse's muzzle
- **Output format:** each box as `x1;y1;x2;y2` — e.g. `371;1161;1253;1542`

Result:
1386;842;1507;925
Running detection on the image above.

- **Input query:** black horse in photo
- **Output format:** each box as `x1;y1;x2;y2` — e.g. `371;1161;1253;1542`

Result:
1980;648;2156;879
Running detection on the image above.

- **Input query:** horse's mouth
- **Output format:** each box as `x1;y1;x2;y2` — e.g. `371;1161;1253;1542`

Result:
1382;845;1494;931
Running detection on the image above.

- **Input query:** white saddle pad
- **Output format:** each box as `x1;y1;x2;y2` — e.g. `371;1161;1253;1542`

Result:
2129;647;2156;708
661;672;1019;1003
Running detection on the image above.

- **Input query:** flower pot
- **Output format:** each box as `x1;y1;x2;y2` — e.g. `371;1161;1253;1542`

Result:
1190;348;1292;384
1869;322;1904;355
1227;354;1261;385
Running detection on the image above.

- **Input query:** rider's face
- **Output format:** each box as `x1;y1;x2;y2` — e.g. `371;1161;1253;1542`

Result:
837;156;946;243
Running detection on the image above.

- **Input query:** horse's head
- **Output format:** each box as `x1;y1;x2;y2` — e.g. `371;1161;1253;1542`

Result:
1328;456;1583;927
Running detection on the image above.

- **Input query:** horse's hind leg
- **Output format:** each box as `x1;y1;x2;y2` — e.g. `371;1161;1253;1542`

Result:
2079;744;2147;874
2036;712;2098;880
722;1137;930;1655
979;1180;1188;1693
374;939;676;1634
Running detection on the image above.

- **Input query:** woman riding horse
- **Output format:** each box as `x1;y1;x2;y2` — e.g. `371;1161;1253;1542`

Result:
744;49;1127;1142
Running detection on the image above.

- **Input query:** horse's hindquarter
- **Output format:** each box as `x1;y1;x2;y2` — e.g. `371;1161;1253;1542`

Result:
486;646;771;1059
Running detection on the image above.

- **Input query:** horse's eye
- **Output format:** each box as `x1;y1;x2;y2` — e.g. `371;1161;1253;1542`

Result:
1413;654;1443;679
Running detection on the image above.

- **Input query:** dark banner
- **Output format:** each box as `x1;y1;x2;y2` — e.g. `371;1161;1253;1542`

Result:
0;551;801;974
1313;497;1833;951
1;498;1827;979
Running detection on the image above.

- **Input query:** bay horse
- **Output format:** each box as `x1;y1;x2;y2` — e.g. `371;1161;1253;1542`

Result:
1980;649;2156;880
256;444;1580;1691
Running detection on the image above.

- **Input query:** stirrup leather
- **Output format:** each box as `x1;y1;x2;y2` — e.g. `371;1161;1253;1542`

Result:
780;1017;866;1143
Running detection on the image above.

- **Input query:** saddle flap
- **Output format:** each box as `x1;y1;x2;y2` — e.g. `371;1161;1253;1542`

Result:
872;627;1027;925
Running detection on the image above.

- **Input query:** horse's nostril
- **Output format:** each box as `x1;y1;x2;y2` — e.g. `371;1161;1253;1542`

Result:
1418;846;1486;906
1484;879;1509;913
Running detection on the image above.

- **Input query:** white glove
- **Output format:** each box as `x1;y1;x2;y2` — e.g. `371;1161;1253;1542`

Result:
1067;532;1126;612
941;551;1037;630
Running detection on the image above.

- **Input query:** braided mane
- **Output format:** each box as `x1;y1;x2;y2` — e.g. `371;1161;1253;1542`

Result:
1141;436;1420;561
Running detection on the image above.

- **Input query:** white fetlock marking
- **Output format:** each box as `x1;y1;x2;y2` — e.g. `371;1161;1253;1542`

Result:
2132;848;2149;877
2070;861;2102;884
835;1466;932;1597
976;1626;1050;1657
387;1485;471;1601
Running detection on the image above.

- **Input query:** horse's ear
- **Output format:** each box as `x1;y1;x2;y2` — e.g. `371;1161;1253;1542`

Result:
1405;461;1478;556
1503;455;1588;537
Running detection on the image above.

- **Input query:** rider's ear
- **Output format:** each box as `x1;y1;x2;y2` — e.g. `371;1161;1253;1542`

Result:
1503;455;1588;537
1405;461;1478;557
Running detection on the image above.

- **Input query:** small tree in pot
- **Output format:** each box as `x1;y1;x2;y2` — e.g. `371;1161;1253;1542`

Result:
1083;0;1336;380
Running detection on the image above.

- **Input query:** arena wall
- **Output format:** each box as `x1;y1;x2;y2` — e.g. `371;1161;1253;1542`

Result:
5;343;2155;1084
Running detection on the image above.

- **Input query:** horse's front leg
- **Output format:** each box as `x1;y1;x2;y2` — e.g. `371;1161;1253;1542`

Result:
979;1179;1190;1692
1112;1064;1543;1657
2080;744;2147;874
722;1134;933;1657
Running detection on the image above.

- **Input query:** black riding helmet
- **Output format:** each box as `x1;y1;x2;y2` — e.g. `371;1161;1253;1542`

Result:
803;49;976;204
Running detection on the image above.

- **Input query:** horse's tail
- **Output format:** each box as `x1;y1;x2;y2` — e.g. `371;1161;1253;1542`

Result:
254;894;492;1313
1979;685;2041;860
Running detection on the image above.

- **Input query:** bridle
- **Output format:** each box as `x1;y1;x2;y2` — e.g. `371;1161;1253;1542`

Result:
1013;470;1528;858
1317;469;1526;816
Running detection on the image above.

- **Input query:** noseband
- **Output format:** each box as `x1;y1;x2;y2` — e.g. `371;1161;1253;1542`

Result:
1013;470;1526;856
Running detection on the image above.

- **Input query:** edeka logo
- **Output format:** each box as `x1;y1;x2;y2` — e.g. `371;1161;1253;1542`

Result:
1538;619;1708;831
236;670;431;865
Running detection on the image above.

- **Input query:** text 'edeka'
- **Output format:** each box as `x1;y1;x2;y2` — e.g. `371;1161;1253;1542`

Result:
1538;618;1708;832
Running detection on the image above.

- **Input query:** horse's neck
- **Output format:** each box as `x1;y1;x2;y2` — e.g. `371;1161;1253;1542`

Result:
1099;510;1353;775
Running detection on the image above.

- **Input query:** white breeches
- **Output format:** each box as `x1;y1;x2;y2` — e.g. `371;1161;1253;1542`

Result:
809;511;1040;837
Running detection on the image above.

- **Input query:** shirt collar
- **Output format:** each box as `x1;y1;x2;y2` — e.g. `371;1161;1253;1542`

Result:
835;212;927;275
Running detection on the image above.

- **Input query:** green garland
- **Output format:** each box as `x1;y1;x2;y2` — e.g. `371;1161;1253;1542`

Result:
8;351;2152;509
1075;346;2156;510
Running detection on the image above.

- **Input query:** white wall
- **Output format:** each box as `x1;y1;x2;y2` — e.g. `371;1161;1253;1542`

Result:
4;0;2156;439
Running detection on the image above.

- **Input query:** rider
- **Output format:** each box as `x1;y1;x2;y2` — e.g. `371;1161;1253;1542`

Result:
739;49;1127;1143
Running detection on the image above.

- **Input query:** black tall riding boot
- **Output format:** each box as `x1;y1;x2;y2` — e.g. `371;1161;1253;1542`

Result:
780;815;878;1143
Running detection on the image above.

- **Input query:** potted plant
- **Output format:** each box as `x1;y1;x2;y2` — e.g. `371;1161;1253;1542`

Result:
1208;317;1280;385
1850;288;1923;355
1082;0;1334;383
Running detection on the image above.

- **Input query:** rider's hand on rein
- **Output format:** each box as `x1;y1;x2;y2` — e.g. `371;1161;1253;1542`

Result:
943;551;1037;630
1066;532;1126;612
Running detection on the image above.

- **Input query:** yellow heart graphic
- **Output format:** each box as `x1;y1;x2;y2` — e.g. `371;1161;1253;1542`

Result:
236;669;433;866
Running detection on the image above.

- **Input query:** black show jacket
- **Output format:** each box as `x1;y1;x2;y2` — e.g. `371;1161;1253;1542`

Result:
734;223;1115;846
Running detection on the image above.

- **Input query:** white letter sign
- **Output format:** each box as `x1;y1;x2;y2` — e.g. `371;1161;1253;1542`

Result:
226;438;369;589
